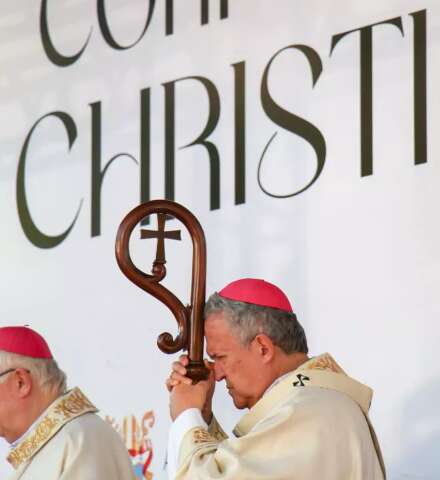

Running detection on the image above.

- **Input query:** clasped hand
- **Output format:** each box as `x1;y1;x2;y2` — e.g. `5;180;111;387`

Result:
166;355;215;423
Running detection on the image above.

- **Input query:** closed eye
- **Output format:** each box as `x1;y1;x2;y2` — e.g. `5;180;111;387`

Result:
208;353;225;361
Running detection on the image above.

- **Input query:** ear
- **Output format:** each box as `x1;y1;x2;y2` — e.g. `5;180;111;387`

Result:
251;334;275;363
12;368;33;398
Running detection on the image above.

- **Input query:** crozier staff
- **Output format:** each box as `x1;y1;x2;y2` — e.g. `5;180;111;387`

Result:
0;326;136;480
166;278;386;480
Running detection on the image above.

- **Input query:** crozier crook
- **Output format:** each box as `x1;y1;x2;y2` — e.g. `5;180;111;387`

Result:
115;200;209;382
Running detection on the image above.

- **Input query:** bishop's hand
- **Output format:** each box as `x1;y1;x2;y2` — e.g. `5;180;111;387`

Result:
166;355;215;423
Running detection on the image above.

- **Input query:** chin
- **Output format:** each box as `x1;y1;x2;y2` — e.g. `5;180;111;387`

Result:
231;395;250;410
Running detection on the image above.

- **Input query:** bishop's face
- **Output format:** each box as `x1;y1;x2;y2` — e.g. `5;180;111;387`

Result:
205;312;267;409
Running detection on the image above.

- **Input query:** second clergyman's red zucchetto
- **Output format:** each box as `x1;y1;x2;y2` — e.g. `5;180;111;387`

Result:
0;326;53;359
218;278;294;313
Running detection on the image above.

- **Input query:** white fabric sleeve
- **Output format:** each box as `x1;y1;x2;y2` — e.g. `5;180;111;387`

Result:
167;408;207;480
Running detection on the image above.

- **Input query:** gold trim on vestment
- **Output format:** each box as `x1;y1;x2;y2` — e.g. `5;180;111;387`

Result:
7;387;97;469
192;428;217;444
208;415;228;441
305;353;345;374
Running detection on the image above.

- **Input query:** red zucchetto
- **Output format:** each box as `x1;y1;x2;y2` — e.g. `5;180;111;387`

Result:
218;278;294;313
0;326;53;359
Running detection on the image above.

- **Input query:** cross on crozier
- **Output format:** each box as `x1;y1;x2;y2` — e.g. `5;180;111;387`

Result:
140;213;181;264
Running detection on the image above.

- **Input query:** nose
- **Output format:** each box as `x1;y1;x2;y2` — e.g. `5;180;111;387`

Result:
213;361;225;382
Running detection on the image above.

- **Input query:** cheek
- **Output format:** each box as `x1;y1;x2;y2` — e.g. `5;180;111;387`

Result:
221;349;260;384
218;359;235;380
239;356;263;384
227;357;253;383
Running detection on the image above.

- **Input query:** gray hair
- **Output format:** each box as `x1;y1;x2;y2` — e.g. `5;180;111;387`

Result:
204;293;308;354
0;351;67;395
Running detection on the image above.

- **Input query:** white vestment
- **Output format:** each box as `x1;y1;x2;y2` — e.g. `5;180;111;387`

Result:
169;353;386;480
7;387;136;480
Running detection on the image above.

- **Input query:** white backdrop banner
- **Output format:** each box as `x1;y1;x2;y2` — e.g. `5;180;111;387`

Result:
1;1;439;479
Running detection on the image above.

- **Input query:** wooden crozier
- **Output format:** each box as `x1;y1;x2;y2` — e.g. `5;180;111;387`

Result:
115;200;209;382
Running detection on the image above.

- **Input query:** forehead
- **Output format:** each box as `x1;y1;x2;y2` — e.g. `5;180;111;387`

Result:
204;312;239;352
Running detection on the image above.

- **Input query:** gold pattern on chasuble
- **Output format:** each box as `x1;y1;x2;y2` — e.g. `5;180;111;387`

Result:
7;417;60;469
307;354;345;374
193;428;217;444
53;388;96;420
7;388;97;470
211;428;227;442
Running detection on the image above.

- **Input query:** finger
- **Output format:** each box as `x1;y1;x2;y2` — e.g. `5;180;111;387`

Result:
166;376;189;392
165;378;176;392
171;371;192;385
171;361;187;376
178;354;189;366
